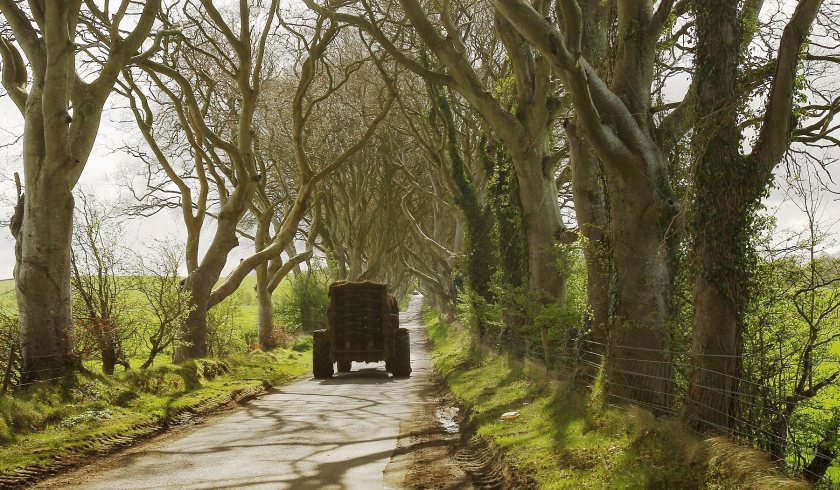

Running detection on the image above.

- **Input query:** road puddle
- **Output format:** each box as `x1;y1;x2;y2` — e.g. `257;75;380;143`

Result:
434;406;461;434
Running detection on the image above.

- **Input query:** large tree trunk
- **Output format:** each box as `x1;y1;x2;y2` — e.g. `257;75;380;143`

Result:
511;146;570;366
603;165;677;412
685;0;823;433
10;4;80;384
512;148;567;301
573;0;611;363
176;208;244;361
486;139;528;353
177;283;211;361
14;182;76;382
685;0;744;433
433;89;496;337
687;258;743;431
256;262;275;349
100;335;118;376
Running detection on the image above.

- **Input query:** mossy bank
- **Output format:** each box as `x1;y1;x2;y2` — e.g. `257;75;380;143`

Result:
424;310;810;489
0;344;310;478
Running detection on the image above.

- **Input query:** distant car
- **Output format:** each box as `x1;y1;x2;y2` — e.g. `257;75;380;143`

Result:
412;290;420;295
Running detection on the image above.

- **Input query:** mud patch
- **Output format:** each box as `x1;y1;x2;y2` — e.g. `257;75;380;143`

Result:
455;436;537;489
384;390;471;489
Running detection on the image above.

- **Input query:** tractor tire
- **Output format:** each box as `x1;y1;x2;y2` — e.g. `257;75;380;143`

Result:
337;360;352;373
313;331;333;379
390;328;411;377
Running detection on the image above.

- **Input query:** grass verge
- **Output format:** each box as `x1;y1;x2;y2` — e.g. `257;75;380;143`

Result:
0;343;311;475
424;309;810;490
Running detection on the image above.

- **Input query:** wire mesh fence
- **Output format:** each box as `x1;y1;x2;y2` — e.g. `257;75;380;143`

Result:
476;329;839;485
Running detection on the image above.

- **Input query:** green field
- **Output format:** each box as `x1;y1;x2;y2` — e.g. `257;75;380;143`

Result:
0;273;318;371
0;274;264;325
0;280;14;314
0;275;260;296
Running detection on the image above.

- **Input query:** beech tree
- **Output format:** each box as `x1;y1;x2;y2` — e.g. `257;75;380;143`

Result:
0;0;160;381
687;0;745;431
316;138;406;283
210;37;393;331
119;0;283;360
382;64;499;334
390;110;461;313
121;4;392;359
247;35;392;347
687;0;834;432
491;0;694;409
561;0;611;363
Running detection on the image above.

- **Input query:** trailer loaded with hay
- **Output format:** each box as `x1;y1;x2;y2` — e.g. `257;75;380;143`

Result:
312;281;411;378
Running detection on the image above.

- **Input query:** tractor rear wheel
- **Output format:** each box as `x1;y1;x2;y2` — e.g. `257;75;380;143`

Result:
313;331;333;379
390;328;411;377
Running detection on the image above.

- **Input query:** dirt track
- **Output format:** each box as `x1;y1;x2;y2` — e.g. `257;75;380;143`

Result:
33;295;471;490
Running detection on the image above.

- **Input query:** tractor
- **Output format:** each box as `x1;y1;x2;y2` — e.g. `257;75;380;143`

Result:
312;281;411;378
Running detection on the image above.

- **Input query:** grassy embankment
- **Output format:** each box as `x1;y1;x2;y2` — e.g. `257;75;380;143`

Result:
424;309;813;489
0;347;311;473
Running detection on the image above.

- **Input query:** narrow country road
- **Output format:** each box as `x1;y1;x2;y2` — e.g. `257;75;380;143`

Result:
35;295;456;490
